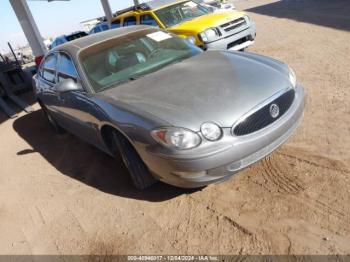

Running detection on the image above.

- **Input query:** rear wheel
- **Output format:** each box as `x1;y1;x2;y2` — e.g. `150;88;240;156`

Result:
39;102;65;134
112;132;156;190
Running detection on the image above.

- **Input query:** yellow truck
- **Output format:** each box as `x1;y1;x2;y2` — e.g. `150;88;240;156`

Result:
112;0;256;51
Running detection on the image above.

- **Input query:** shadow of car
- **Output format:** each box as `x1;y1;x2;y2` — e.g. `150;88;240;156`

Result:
246;0;350;32
13;110;200;202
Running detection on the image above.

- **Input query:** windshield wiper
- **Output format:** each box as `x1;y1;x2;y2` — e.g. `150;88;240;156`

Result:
100;77;139;92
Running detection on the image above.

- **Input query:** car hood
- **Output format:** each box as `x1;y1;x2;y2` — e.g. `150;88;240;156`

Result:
100;51;293;131
169;11;246;32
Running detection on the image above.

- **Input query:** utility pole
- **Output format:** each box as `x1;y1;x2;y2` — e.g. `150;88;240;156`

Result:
100;0;113;27
133;0;140;6
9;0;47;58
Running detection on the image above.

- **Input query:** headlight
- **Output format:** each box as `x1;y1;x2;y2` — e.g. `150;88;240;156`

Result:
199;28;220;43
200;122;223;141
288;66;297;88
151;127;201;150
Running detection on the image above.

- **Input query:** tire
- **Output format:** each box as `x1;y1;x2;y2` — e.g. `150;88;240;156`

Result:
112;132;156;190
39;102;65;134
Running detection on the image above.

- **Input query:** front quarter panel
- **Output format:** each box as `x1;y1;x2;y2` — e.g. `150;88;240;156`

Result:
91;94;172;157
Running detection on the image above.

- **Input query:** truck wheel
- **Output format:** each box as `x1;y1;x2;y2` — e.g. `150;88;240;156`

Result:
112;132;156;190
39;102;65;134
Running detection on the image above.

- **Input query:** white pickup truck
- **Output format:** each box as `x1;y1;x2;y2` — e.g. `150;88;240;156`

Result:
198;0;236;11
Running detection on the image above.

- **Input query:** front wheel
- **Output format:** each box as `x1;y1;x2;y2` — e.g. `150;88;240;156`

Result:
112;132;156;190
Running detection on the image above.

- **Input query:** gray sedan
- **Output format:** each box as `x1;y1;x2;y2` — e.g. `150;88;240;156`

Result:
33;26;305;189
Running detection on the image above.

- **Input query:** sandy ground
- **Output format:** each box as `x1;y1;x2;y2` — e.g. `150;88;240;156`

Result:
0;0;350;255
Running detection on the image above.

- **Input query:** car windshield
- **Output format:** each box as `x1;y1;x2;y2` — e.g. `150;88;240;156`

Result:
80;29;201;92
155;1;213;28
66;32;88;41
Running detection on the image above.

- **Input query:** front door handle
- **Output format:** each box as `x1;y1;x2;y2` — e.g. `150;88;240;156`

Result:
54;92;65;103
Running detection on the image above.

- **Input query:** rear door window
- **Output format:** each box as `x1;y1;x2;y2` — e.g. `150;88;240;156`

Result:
57;53;79;82
42;54;57;83
66;32;88;41
111;20;121;29
123;16;137;26
140;14;159;27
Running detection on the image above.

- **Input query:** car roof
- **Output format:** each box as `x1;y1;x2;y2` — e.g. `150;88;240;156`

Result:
53;25;152;54
114;0;186;18
95;21;109;26
53;36;66;41
90;21;108;31
53;31;87;40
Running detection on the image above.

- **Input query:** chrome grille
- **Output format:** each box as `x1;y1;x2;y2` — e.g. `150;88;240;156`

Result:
233;89;295;136
220;17;246;33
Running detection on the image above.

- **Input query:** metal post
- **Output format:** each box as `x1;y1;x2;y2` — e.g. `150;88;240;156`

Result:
8;42;20;67
9;0;47;58
100;0;113;27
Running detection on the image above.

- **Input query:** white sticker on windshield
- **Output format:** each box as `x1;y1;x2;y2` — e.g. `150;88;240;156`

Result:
147;31;172;42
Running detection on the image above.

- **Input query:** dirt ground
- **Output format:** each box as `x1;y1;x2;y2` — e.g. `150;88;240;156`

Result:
0;0;350;256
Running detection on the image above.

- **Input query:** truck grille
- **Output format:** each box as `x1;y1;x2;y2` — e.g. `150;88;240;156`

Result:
220;17;246;33
233;89;295;136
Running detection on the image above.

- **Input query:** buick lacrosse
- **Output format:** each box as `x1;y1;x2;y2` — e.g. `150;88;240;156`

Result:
33;26;305;189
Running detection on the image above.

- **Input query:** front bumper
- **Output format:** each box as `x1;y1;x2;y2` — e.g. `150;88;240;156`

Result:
143;84;305;188
204;21;256;51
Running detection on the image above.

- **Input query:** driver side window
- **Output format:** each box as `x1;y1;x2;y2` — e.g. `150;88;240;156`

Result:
57;53;79;83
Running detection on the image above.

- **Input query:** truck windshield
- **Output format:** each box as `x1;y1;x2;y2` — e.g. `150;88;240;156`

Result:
155;1;212;28
80;29;201;92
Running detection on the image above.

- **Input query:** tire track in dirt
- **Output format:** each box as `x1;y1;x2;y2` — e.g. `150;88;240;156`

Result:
206;206;254;236
188;196;254;237
283;191;350;235
260;155;305;194
297;192;347;222
278;146;350;174
278;152;350;174
259;153;348;226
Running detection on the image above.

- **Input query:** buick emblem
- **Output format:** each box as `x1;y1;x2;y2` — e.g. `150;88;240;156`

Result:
270;104;280;119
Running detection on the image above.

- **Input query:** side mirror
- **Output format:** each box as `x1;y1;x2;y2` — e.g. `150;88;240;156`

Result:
55;78;83;93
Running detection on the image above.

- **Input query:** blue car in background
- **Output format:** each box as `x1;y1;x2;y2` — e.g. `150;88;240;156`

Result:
89;21;121;34
49;31;88;49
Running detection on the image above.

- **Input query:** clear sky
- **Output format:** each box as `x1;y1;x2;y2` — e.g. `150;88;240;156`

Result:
0;0;140;53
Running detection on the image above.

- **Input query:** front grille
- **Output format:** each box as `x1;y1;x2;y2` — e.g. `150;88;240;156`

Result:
220;17;246;33
233;89;295;136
